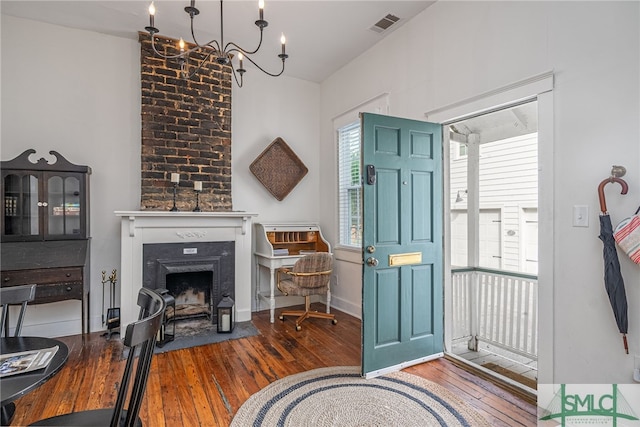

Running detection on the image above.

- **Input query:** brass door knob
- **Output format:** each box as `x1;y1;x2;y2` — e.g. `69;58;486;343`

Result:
366;257;379;267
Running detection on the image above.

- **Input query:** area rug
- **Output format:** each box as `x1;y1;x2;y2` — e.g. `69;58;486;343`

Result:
154;320;259;354
230;366;491;427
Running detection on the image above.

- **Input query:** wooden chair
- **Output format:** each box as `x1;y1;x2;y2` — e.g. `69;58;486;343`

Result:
31;287;166;427
277;252;337;331
1;284;37;337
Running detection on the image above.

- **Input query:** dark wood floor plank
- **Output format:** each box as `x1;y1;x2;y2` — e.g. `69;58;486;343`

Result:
10;307;536;426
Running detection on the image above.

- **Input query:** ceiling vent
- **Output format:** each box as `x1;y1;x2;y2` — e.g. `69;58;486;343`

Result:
369;14;400;33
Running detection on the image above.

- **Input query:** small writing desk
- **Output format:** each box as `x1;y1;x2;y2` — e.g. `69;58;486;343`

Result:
1;337;69;425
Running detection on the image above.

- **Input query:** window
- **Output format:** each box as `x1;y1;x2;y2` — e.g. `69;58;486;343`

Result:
458;143;468;158
337;121;362;247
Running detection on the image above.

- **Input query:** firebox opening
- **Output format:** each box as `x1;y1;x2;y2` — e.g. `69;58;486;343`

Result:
166;271;213;322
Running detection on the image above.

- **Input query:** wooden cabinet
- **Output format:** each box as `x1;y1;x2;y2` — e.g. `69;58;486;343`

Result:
1;150;91;334
2;150;89;242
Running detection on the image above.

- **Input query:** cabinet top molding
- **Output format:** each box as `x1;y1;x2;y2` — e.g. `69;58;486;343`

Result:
1;149;91;174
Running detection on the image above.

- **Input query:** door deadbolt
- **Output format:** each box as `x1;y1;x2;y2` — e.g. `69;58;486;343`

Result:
366;245;376;254
366;257;379;267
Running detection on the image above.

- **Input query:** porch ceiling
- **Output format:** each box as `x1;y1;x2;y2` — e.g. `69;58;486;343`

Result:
449;102;538;145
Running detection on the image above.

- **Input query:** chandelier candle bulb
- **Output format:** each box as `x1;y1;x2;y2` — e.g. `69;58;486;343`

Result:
281;34;286;55
194;181;202;191
171;173;180;183
179;38;185;52
149;2;155;27
145;2;158;34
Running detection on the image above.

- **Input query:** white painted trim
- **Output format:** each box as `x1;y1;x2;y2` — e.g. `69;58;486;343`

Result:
536;90;554;384
443;130;453;352
333;93;390;251
364;353;445;379
331;93;390;128
432;73;555;385
425;71;553;124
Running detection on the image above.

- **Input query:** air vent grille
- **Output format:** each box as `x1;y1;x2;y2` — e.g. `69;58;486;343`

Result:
370;14;400;33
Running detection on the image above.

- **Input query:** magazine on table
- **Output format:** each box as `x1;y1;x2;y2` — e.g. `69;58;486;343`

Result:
0;345;59;378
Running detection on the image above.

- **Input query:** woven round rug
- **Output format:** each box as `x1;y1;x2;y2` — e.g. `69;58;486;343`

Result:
231;366;491;427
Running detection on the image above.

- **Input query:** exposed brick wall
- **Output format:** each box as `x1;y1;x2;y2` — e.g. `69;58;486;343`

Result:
139;32;232;211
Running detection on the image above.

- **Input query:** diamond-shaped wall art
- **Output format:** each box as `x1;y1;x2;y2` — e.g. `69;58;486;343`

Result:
249;137;308;201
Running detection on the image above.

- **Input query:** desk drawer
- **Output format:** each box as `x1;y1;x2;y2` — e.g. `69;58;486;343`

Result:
1;267;83;286
35;281;83;303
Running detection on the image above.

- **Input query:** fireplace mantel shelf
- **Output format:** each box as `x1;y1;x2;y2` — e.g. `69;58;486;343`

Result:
115;211;258;237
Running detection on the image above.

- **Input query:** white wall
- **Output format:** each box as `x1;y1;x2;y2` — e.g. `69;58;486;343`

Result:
1;15;322;335
319;1;640;384
1;16;140;337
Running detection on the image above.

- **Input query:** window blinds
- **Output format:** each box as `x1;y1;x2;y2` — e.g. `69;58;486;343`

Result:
337;121;362;247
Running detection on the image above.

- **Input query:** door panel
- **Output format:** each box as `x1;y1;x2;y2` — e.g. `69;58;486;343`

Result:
362;113;443;377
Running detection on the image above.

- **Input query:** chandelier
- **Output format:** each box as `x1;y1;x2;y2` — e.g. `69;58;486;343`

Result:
145;0;288;87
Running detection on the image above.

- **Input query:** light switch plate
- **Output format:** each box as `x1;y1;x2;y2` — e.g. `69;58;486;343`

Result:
573;205;589;227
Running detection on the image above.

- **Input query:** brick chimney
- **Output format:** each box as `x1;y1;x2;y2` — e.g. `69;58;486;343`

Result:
139;33;232;211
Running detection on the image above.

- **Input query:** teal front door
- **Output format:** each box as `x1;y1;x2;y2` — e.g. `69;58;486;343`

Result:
361;113;443;377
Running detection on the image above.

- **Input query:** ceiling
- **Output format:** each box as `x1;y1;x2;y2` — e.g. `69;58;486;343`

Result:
1;1;435;83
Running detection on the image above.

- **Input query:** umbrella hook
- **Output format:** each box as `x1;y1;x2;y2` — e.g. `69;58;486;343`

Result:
598;176;628;214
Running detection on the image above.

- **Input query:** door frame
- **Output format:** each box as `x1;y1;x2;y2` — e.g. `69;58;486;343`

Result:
425;71;555;384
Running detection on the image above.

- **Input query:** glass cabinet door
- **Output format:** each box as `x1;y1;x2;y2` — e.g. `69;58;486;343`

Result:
3;172;40;238
47;174;82;237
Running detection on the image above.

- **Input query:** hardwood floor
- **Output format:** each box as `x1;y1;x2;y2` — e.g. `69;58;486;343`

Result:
10;305;537;426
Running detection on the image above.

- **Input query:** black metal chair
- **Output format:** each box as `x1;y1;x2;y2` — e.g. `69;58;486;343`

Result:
30;287;166;427
1;284;37;424
1;284;37;338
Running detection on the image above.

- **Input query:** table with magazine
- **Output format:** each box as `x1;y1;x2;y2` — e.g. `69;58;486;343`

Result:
0;337;69;425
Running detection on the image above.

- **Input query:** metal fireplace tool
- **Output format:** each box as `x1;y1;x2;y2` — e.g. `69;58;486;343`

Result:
101;269;120;339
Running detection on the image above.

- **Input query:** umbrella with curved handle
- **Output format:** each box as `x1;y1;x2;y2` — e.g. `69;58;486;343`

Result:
598;176;628;214
597;176;629;354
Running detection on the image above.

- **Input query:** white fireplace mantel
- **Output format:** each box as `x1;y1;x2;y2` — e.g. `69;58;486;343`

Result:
115;211;258;330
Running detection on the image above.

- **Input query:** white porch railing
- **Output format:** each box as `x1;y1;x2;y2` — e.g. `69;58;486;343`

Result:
452;267;538;360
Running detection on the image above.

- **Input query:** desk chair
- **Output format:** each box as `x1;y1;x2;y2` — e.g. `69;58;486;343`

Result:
31;288;166;427
1;284;37;338
277;252;337;331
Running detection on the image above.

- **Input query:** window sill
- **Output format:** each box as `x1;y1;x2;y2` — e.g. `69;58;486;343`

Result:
334;246;362;264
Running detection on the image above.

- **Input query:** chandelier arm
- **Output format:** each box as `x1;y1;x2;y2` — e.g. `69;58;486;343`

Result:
237;52;286;77
150;35;186;60
151;33;218;61
224;29;264;56
230;67;244;88
207;40;223;55
183;49;220;79
189;15;222;53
